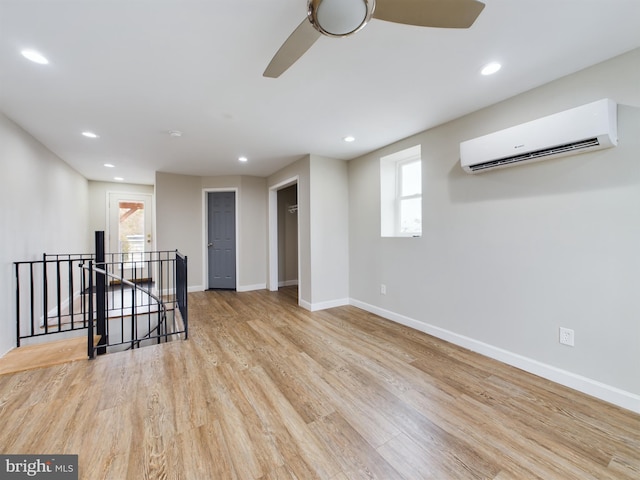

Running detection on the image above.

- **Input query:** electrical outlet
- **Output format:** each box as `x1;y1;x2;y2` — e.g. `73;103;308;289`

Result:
380;284;386;295
559;327;575;347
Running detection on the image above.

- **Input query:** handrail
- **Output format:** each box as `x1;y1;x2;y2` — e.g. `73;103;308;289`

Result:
88;265;166;306
176;251;188;340
81;262;168;358
125;318;167;351
14;255;94;346
14;248;187;356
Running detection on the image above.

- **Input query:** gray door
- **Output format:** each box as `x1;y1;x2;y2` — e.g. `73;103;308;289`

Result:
207;191;236;289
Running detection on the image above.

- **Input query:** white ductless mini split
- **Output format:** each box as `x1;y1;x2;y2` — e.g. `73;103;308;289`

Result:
460;98;618;174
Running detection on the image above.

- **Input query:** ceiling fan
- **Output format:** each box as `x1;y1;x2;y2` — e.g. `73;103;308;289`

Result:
263;0;486;78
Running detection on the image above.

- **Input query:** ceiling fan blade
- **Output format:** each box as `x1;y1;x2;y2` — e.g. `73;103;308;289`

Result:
373;0;485;29
263;19;322;78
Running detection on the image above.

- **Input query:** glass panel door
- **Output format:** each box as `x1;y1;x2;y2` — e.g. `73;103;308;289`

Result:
118;200;145;263
108;193;153;282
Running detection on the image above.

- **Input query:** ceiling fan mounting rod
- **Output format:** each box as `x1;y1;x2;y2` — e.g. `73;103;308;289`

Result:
308;0;376;37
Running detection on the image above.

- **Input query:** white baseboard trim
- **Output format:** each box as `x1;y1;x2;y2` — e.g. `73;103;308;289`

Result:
237;283;267;293
299;298;350;312
299;299;311;311
350;298;640;414
278;280;299;287
188;285;204;293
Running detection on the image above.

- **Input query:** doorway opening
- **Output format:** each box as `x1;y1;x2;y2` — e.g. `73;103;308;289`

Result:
277;185;298;289
107;192;154;282
268;178;300;304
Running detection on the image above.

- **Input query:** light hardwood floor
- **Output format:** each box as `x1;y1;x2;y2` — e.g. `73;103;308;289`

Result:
0;287;638;479
0;335;101;375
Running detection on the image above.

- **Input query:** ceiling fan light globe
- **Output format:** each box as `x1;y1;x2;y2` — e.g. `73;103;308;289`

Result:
308;0;375;37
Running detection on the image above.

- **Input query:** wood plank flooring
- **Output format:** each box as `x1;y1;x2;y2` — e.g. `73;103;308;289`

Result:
0;287;638;479
0;335;100;375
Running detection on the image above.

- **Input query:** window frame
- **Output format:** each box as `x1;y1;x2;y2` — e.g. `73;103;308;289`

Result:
380;145;422;238
395;157;422;236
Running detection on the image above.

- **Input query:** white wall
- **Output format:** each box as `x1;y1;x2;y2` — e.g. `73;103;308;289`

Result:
348;49;640;412
88;181;154;235
0;112;89;357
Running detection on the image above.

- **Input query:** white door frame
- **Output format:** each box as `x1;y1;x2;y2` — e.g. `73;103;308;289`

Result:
105;191;155;290
202;187;239;290
268;176;300;300
106;191;155;253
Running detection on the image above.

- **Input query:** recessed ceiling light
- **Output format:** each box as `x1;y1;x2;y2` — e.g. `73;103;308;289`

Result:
114;177;124;181
343;135;355;142
481;62;502;76
104;163;115;168
82;131;99;138
238;156;248;163
168;130;183;137
21;49;49;65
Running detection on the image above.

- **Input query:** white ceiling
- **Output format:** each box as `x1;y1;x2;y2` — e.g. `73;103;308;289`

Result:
1;0;639;185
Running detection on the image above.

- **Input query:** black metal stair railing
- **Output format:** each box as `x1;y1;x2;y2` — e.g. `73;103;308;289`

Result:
176;252;188;340
13;249;188;355
14;253;95;345
83;261;170;358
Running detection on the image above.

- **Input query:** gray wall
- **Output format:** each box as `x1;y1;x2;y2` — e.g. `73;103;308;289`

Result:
268;155;350;310
0;112;89;356
155;172;201;287
233;175;268;291
309;155;349;308
268;156;312;304
348;48;640;409
155;171;267;291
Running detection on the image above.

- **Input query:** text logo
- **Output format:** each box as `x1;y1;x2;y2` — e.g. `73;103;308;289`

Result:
0;455;78;479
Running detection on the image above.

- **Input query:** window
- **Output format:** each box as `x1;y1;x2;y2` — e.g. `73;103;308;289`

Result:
118;201;145;263
381;145;422;237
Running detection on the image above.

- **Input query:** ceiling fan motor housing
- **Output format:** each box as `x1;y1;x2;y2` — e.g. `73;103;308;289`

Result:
308;0;376;37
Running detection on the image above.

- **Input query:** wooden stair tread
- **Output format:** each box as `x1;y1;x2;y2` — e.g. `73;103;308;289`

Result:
0;335;100;375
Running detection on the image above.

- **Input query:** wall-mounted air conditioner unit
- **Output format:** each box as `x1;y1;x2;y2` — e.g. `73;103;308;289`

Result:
460;98;617;174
